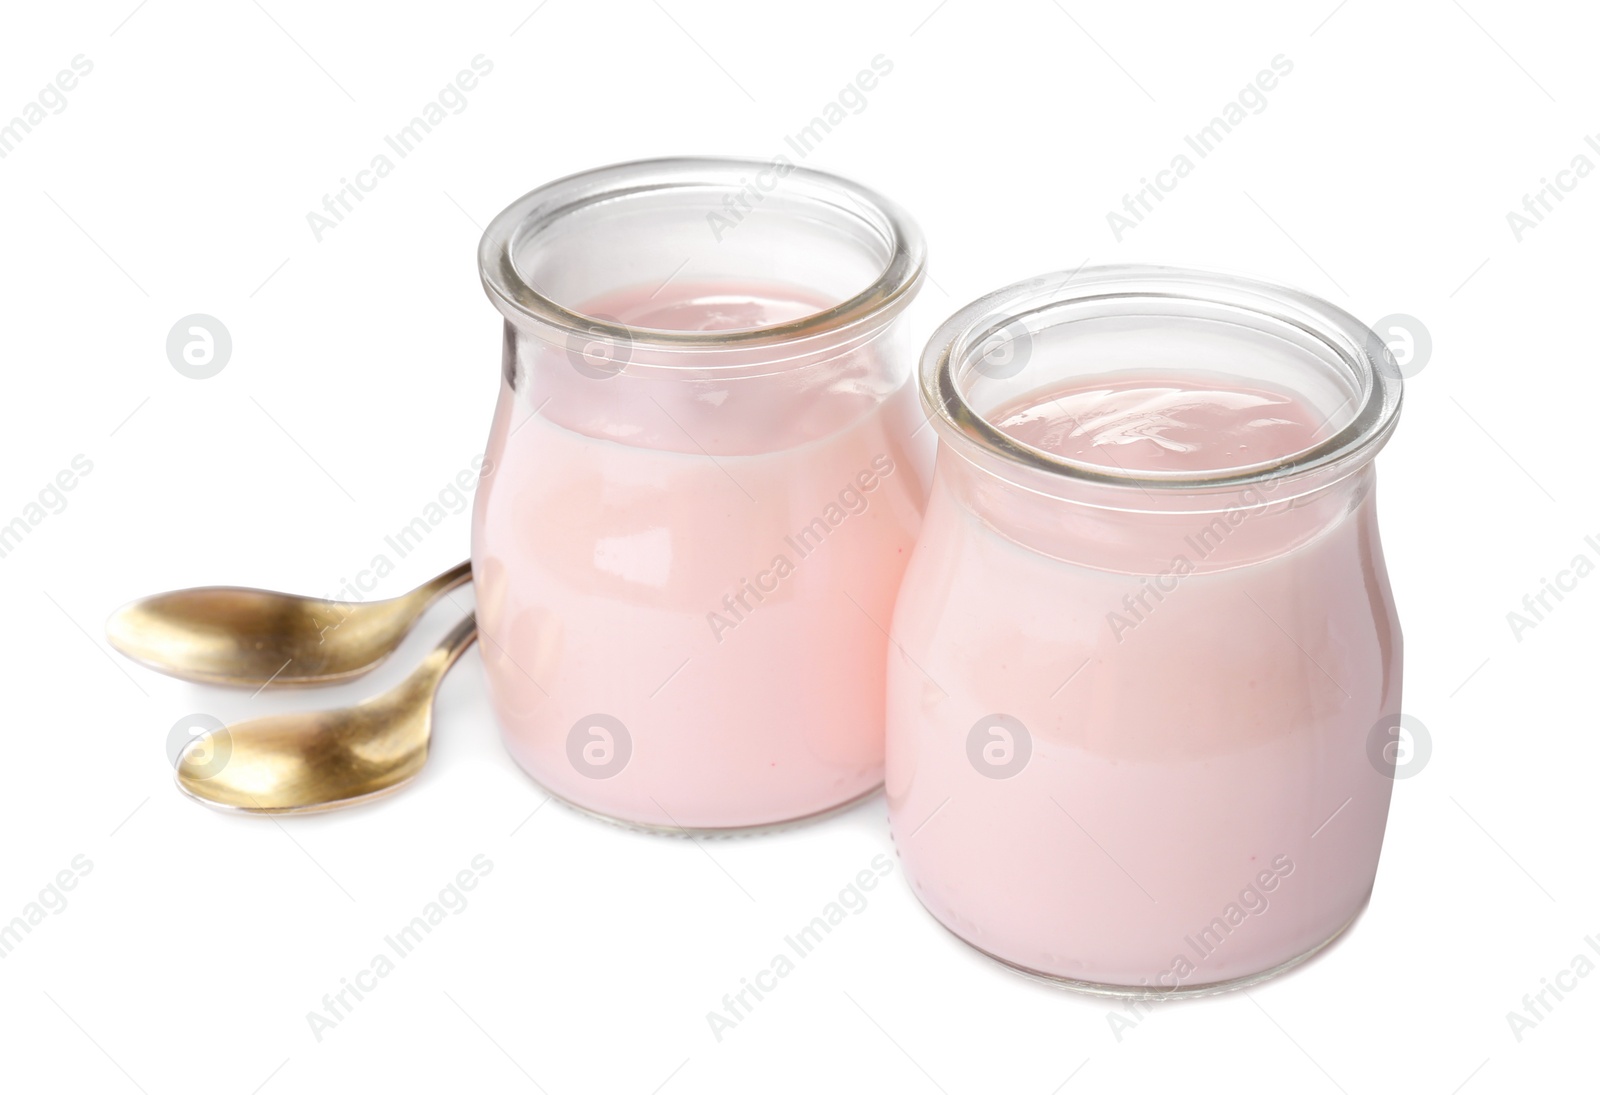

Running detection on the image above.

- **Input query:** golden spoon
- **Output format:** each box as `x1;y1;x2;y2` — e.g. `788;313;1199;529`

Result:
106;561;471;687
175;613;478;814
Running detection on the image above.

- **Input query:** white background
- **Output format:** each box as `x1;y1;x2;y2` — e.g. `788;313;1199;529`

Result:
0;1;1594;1092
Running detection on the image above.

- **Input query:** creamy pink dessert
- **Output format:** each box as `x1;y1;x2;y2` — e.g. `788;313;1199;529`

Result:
989;376;1326;473
474;281;925;830
887;371;1401;991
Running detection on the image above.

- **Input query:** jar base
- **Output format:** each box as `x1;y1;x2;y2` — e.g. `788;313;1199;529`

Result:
501;744;885;837
923;894;1370;1000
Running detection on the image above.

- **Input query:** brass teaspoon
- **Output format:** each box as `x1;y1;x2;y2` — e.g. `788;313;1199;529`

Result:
107;561;472;687
175;613;479;814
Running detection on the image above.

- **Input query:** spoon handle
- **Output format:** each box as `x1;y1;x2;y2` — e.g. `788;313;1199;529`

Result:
409;612;479;694
414;560;474;605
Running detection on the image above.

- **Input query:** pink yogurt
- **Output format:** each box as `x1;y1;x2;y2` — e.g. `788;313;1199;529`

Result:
888;368;1402;992
474;281;927;830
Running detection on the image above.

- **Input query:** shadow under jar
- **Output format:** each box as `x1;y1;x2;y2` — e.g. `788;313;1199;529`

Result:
886;266;1405;996
474;158;928;833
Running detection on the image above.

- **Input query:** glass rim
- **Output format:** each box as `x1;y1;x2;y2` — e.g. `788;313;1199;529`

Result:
478;156;926;352
921;264;1405;492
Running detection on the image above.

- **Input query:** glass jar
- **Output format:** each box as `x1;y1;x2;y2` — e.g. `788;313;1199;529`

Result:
887;266;1404;995
474;158;928;832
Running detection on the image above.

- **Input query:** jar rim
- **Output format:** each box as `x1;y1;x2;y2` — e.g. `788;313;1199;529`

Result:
921;264;1405;492
478;156;926;352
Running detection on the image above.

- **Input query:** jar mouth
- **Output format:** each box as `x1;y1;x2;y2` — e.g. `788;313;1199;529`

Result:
922;265;1404;492
478;157;925;355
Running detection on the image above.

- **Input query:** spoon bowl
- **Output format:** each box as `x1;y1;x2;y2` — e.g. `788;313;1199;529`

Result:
176;613;478;814
108;561;471;687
